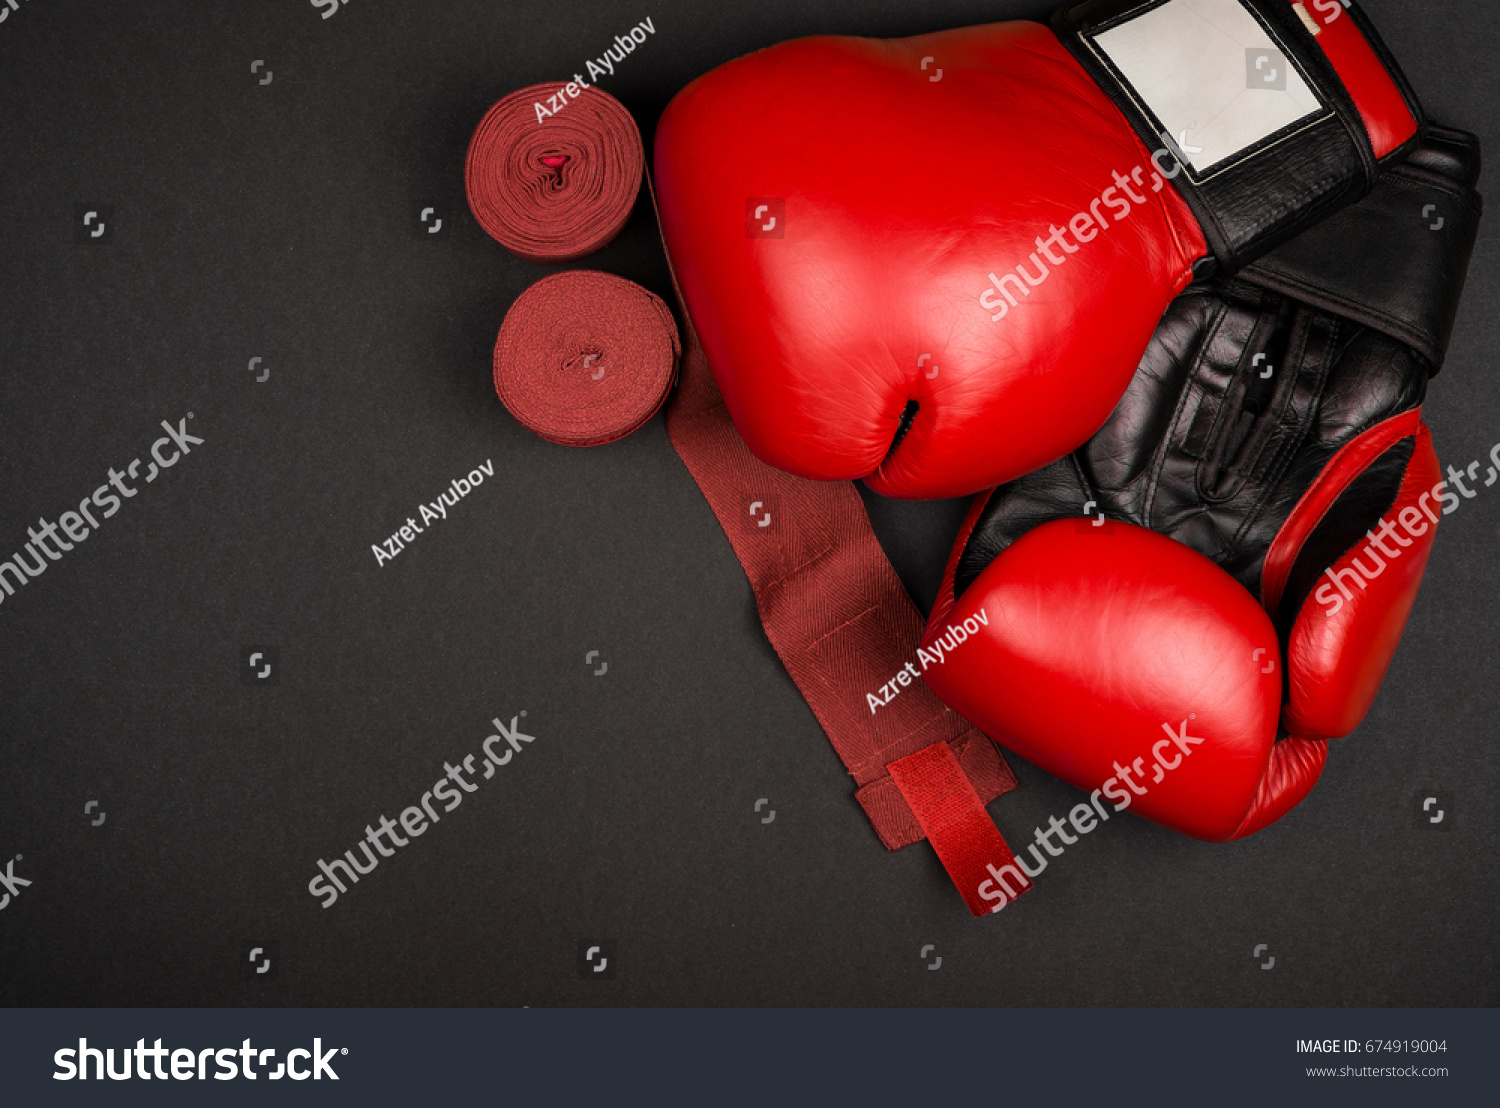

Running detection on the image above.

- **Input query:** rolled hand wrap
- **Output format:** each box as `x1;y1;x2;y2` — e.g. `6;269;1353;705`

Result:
465;82;644;262
493;270;679;447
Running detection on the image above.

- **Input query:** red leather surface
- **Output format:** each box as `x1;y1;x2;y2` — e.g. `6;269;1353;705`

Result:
929;488;994;632
1260;409;1424;615
655;22;1204;500
922;521;1283;842
1293;0;1418;160
1283;424;1442;739
1226;735;1327;840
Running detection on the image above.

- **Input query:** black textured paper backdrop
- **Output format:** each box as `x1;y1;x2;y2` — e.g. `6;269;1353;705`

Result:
0;0;1495;1007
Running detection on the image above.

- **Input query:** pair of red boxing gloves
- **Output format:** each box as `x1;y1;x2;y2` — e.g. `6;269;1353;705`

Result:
653;0;1483;849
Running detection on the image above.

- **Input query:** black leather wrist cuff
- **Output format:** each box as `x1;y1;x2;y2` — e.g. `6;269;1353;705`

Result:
1240;126;1483;375
1053;0;1425;275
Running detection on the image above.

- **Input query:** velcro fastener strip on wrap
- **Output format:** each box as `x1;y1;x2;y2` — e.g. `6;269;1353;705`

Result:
888;742;1027;918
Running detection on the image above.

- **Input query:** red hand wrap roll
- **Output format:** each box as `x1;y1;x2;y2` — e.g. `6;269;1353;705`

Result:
494;270;680;447
465;83;644;262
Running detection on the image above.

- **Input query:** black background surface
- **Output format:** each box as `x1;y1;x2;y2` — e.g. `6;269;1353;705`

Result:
0;0;1495;1007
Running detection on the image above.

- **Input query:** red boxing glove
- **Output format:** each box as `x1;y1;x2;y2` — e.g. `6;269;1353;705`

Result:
922;128;1482;842
655;0;1424;498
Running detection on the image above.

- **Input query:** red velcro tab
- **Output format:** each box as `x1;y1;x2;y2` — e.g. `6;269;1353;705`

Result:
887;742;1024;918
1292;0;1417;158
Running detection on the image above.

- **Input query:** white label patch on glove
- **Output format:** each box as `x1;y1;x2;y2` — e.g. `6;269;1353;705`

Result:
1090;0;1325;177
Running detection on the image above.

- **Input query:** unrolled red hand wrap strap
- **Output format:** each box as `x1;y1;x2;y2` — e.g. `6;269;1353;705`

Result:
466;82;644;262
473;86;1019;915
662;310;1018;874
495;271;680;447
